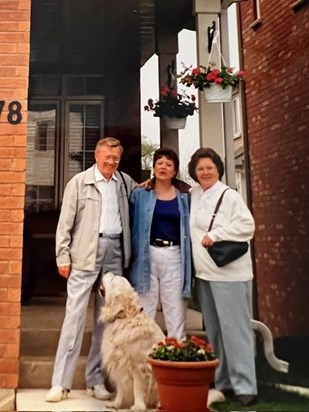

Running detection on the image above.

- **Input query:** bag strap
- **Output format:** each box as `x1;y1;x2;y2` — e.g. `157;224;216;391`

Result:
118;170;128;198
208;188;230;231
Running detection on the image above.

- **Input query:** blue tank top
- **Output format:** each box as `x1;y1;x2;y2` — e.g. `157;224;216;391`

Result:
150;197;180;243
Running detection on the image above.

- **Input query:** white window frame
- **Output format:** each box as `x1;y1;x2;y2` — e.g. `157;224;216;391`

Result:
232;95;241;139
250;0;262;29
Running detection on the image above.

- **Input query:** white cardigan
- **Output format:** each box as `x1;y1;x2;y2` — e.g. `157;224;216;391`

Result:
190;181;255;282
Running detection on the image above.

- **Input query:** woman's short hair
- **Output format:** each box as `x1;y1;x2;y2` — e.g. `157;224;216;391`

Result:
153;147;179;175
188;147;224;181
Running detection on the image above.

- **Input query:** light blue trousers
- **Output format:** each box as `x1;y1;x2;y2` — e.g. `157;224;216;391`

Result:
197;278;257;396
51;237;122;390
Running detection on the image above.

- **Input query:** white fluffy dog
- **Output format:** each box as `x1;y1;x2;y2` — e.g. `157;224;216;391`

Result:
100;271;165;411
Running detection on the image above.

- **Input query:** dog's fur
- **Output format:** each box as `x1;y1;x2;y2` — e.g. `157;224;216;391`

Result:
100;272;165;411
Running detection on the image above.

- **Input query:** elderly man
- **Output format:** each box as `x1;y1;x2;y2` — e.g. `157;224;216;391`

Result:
46;137;137;402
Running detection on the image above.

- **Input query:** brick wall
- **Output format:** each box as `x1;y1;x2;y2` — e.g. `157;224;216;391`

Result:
0;0;30;388
240;1;309;336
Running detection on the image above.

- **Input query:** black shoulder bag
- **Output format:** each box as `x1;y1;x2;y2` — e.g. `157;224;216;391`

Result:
207;189;249;267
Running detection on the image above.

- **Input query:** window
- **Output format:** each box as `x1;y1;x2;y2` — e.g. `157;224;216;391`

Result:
232;95;241;139
250;0;262;29
290;0;307;11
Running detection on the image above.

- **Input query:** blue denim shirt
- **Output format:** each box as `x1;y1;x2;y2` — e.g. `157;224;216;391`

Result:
128;187;192;298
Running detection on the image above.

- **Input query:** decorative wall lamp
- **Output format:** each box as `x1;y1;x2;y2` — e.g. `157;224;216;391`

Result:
207;21;216;54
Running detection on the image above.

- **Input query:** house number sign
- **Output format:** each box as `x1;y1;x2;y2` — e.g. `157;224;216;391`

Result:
0;100;23;125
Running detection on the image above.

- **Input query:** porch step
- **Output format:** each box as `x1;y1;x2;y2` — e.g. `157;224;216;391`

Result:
19;356;87;389
19;294;204;390
20;328;92;356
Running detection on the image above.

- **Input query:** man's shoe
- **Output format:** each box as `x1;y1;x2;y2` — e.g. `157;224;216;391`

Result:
86;384;112;400
237;394;257;406
46;386;68;402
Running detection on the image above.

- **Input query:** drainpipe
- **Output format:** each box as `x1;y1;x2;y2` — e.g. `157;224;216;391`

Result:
236;3;259;320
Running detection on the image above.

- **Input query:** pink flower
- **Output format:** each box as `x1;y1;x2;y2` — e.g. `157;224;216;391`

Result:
192;68;201;76
160;85;170;96
214;77;224;84
237;70;246;79
206;69;219;81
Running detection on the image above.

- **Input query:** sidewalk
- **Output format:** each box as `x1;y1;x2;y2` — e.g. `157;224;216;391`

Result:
16;307;204;412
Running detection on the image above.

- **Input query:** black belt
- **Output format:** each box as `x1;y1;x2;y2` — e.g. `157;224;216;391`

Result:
99;233;122;239
150;239;179;247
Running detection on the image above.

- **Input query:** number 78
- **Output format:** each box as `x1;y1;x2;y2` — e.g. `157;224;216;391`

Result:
0;100;23;125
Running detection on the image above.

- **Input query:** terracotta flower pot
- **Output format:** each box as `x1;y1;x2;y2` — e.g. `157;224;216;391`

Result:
147;357;219;412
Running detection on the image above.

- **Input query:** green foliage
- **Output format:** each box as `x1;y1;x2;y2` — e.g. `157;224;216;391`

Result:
145;85;197;119
179;63;246;91
141;136;158;170
149;336;217;362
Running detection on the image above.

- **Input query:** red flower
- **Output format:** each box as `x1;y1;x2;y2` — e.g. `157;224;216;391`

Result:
192;67;201;75
190;335;207;347
160;85;170;96
237;70;246;79
165;337;180;345
214;77;224;84
206;69;219;82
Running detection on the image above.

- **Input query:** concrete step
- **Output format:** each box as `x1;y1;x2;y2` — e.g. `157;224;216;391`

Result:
19;293;204;390
20;328;92;356
19;356;87;389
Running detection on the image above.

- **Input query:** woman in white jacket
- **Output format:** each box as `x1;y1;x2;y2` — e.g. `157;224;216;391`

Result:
188;147;257;407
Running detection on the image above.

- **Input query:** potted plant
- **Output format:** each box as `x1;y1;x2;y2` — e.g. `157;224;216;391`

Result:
148;335;219;412
179;63;246;103
144;85;197;129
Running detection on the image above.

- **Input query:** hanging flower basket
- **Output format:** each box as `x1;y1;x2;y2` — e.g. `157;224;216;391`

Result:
144;85;197;123
163;116;187;129
148;357;219;412
179;64;246;103
204;84;232;103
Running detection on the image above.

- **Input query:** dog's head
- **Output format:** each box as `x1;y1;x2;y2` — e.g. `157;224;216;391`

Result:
100;272;143;322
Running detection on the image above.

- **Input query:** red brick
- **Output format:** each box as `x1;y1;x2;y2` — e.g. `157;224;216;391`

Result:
0;373;18;389
240;0;309;337
0;330;19;345
0;344;19;358
8;261;22;275
0;316;20;329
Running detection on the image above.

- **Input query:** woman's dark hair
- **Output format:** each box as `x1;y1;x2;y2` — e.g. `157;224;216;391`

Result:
188;147;224;182
152;147;179;175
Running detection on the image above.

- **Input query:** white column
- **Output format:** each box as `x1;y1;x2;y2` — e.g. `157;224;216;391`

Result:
194;0;225;159
156;33;179;154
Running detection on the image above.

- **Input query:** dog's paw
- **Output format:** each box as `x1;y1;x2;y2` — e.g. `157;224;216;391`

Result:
105;401;121;410
131;402;147;411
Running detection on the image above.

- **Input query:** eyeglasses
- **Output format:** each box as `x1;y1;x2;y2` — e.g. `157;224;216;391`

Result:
103;156;120;164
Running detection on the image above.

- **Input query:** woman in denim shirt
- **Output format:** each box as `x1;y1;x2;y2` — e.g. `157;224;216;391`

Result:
128;148;191;341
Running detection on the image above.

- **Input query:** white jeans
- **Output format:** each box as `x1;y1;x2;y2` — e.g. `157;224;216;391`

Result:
138;245;186;341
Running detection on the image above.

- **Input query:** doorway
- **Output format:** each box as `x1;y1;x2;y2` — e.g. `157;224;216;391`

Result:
22;86;104;303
